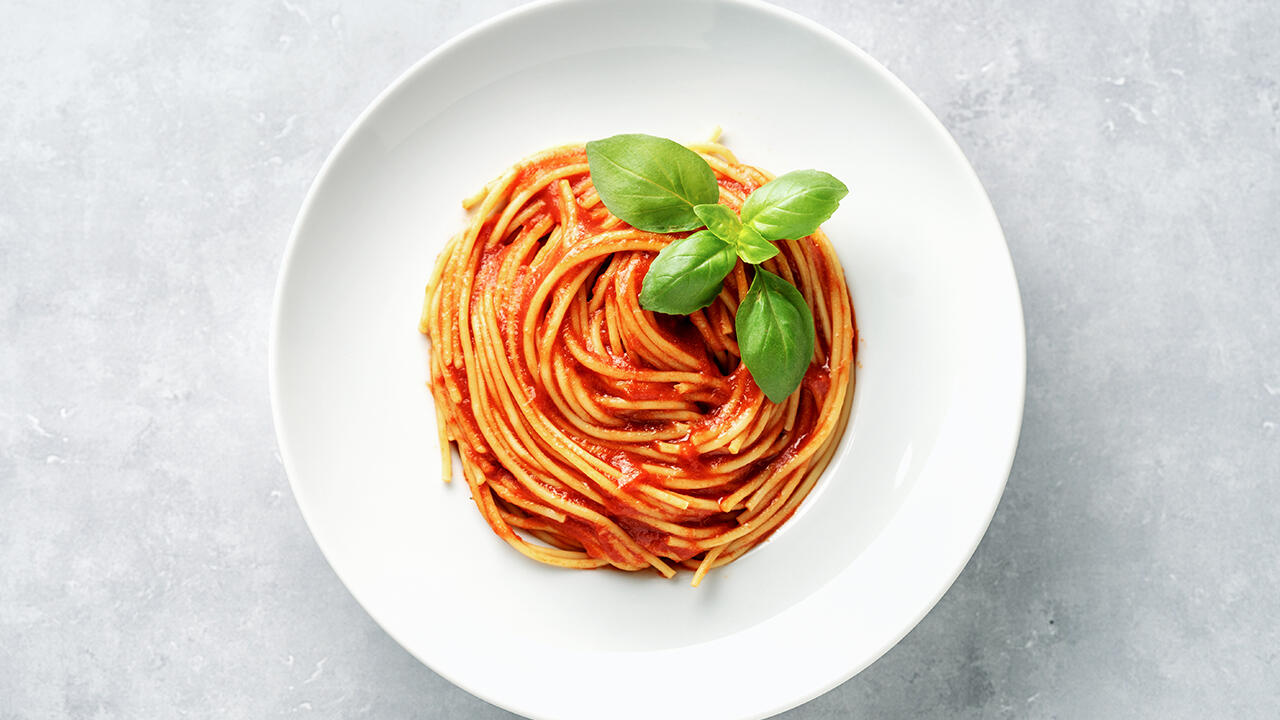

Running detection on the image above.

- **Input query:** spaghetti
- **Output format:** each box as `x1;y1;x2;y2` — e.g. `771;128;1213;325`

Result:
419;138;855;585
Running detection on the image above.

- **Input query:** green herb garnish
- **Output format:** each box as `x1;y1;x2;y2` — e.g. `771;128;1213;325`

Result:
736;268;817;402
585;133;848;402
584;134;719;232
637;230;738;315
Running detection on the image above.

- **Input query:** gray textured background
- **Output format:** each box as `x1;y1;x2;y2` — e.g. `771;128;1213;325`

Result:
3;0;1278;717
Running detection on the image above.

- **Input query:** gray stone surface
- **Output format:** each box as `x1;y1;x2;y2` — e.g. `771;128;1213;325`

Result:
2;0;1278;717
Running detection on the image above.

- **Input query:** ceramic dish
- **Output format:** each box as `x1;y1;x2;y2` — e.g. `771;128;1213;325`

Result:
270;0;1025;717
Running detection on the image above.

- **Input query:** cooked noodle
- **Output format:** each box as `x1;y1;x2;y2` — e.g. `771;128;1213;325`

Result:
419;138;855;585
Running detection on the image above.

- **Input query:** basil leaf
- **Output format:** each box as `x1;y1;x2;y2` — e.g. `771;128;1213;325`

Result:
740;170;848;241
639;230;737;315
735;269;815;402
695;204;778;264
693;203;741;242
586;134;720;233
734;225;779;264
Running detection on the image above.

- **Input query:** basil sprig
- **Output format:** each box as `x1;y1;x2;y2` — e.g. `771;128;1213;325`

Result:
585;133;848;402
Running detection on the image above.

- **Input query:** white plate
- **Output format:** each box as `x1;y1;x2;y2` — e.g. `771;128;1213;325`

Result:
270;0;1025;717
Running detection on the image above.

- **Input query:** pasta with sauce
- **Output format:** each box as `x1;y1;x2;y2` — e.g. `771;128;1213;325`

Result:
419;138;855;585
